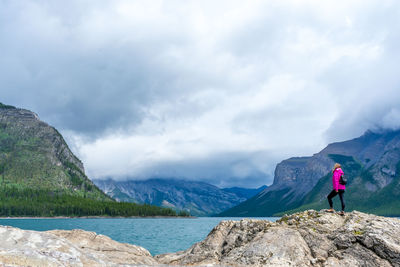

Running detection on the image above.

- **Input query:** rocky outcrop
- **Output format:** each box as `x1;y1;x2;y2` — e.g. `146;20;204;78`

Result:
157;210;400;266
0;225;157;266
0;210;399;266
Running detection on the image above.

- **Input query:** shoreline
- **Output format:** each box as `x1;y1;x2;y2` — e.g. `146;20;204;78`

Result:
0;210;398;265
0;215;197;219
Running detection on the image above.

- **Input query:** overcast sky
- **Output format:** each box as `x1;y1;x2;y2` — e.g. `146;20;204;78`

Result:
1;0;400;188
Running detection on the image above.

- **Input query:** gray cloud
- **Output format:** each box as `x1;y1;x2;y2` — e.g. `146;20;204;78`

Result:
108;151;276;189
1;0;400;187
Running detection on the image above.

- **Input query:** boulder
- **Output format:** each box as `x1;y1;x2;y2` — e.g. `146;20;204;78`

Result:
0;225;157;266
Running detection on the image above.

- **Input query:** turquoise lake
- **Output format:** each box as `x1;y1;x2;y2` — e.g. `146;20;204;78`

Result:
0;217;278;255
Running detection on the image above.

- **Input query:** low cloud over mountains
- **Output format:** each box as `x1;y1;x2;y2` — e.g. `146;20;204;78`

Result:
1;0;400;187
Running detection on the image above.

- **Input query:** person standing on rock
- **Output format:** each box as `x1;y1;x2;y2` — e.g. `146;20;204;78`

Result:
327;163;345;215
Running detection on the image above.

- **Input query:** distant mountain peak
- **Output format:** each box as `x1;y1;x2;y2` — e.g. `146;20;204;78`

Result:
94;178;266;216
220;129;400;216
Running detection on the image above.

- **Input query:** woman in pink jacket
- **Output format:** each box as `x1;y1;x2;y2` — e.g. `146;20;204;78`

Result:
327;163;346;215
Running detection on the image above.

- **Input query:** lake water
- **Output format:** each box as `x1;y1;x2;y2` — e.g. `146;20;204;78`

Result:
0;217;278;255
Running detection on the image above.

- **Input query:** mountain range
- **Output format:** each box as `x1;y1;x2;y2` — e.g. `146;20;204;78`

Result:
4;101;399;217
220;129;400;216
93;178;266;216
0;103;179;217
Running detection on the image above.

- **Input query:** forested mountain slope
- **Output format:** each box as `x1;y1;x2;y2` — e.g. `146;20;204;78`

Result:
219;130;400;216
0;103;179;217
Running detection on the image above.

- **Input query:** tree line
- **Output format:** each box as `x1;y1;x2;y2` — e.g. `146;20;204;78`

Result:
0;186;190;217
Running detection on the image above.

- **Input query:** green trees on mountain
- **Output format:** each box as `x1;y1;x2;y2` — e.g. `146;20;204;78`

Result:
0;185;179;217
0;104;189;217
0;103;16;109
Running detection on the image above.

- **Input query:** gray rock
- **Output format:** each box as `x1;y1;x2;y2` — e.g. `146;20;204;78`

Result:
0;225;157;266
0;210;399;266
156;210;400;267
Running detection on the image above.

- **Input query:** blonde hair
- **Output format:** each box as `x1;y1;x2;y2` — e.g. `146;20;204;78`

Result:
333;163;341;173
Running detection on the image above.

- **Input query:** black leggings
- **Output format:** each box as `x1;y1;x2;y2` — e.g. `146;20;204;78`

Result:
327;189;345;211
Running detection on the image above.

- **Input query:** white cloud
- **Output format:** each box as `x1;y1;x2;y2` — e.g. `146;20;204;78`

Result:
1;0;400;187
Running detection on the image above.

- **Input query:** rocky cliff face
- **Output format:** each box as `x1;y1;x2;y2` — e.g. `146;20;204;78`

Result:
320;130;400;189
220;129;400;216
1;210;398;266
267;131;399;195
0;106;84;172
94;178;265;216
0;104;107;199
271;155;333;198
268;130;400;194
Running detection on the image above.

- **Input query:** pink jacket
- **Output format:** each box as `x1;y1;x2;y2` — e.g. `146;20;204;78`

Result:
332;168;346;190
